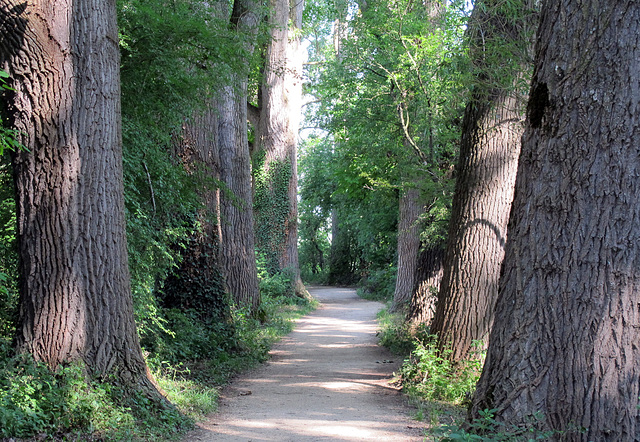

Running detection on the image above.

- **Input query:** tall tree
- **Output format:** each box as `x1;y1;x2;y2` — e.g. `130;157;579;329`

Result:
471;1;640;438
392;186;423;310
162;106;229;321
217;0;261;311
389;0;446;314
253;0;306;296
407;244;444;325
0;0;158;392
160;1;231;324
430;0;535;363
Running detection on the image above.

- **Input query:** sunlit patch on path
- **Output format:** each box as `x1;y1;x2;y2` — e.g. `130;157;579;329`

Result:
185;286;425;441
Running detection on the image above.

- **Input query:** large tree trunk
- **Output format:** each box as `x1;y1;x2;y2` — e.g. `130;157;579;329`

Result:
1;0;156;391
471;1;640;439
391;187;423;311
219;81;260;311
217;0;261;311
407;245;444;327
179;107;222;243
430;0;534;363
254;0;306;296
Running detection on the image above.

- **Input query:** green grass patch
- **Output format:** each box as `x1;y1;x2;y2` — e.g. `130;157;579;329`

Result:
0;285;317;441
373;308;490;440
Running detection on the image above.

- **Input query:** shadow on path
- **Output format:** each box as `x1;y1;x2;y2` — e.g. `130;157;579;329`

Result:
184;286;425;441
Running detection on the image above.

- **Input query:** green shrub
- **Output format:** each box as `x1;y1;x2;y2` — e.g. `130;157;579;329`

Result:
399;336;483;404
148;309;237;365
434;408;567;441
259;267;295;299
375;308;420;355
0;357;92;438
0;355;191;440
357;265;397;302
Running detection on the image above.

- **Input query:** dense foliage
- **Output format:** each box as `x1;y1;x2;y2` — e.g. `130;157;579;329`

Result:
298;0;468;291
0;1;315;440
3;0;625;439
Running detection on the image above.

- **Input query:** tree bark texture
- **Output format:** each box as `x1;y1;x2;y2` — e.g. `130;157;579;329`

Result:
217;0;261;311
471;1;640;439
392;0;443;316
391;187;423;311
407;245;444;327
254;0;306;296
219;81;260;311
0;0;153;387
164;107;228;320
179;106;221;242
431;0;534;363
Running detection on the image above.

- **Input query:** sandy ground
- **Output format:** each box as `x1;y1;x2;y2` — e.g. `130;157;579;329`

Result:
183;286;426;441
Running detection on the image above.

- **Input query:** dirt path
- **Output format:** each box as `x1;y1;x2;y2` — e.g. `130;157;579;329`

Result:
184;286;426;441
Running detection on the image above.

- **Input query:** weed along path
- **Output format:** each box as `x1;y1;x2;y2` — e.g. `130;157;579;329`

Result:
185;286;426;441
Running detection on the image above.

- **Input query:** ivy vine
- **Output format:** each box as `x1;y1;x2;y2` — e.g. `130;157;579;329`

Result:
253;151;293;276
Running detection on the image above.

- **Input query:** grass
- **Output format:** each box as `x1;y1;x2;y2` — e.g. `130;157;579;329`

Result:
369;294;579;441
0;288;317;441
371;307;484;441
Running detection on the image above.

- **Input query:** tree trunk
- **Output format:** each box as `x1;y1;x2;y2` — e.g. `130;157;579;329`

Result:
471;1;640;439
1;0;157;391
391;0;444;316
217;0;261;311
163;107;228;321
407;245;444;327
254;0;306;296
219;82;260;311
430;0;534;363
391;187;423;312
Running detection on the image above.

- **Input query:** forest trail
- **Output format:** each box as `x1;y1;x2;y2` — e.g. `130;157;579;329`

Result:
184;286;426;441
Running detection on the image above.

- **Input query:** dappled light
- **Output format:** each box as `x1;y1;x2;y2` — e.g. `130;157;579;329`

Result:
189;287;424;441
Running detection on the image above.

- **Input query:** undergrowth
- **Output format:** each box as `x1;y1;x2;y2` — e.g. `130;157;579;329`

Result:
433;408;562;441
374;309;565;441
356;265;397;302
0;270;316;441
374;308;483;440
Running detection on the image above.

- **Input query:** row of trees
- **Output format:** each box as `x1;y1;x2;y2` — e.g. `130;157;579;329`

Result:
1;0;639;438
0;0;307;404
299;0;640;439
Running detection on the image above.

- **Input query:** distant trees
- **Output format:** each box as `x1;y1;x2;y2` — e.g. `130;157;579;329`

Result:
1;0;159;393
471;0;640;438
300;0;465;291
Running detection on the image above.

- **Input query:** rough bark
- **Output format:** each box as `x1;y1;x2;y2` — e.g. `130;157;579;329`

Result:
217;0;261;311
164;107;228;320
407;245;444;327
391;187;423;312
254;0;306;297
1;0;156;390
471;1;640;439
179;107;222;242
430;0;534;363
